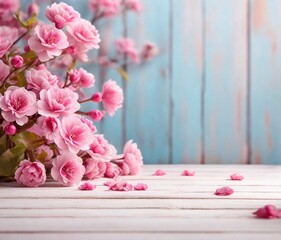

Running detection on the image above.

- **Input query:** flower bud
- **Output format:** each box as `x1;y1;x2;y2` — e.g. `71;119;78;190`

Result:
24;45;30;53
91;92;102;102
11;55;24;68
88;110;104;122
4;124;17;135
27;3;40;16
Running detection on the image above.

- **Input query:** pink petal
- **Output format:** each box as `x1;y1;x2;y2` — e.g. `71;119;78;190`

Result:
153;169;166;176
230;173;244;181
108;180;133;191
181;170;195;176
215;186;234;196
79;182;96;191
253;205;281;219
134;183;148;191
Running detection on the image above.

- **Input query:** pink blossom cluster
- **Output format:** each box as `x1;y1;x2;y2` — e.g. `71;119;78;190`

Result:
0;1;143;188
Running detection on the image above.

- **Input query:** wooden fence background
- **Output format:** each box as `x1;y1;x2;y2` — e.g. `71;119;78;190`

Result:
24;0;281;164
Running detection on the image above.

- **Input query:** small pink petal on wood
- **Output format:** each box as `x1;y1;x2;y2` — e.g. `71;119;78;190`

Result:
79;182;96;191
134;183;148;191
181;170;195;176
253;205;281;219
108;180;133;191
215;186;234;196
230;173;244;181
153;169;166;176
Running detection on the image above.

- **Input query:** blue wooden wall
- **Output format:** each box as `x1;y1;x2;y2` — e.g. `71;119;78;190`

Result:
24;0;281;164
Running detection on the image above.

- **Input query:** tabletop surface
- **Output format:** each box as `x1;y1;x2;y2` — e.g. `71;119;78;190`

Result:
0;164;281;240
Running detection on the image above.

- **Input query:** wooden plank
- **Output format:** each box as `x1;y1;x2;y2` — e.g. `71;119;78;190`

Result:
250;0;281;164
204;0;248;163
172;0;203;164
125;0;171;164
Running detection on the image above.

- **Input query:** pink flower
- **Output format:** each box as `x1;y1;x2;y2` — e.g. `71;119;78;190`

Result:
215;186;234;196
91;92;102;102
46;2;80;29
34;145;54;164
253;205;281;219
108;180;133;191
134;183;148;191
87;134;117;161
28;24;69;62
69;68;95;88
4;123;16;135
79;182;96;191
115;38;140;63
54;117;94;154
153;169;166;176
36;116;60;140
118;140;143;175
0;60;10;85
181;170;195;176
101;80;123;116
88;110;104;122
0;86;37;126
27;3;40;16
80;116;97;133
51;152;85;186
89;0;120;17
26;68;58;95
0;26;18;58
141;42;158;61
104;162;120;178
11;55;23;68
38;87;80;118
0;0;19;17
84;158;106;180
230;173;244;181
14;160;46;187
125;0;143;12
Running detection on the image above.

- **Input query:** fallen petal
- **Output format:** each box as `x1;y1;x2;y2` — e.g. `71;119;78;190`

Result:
79;182;96;191
153;169;166;176
215;186;234;196
134;183;148;191
253;205;281;219
230;173;244;181
181;170;195;176
108;180;133;191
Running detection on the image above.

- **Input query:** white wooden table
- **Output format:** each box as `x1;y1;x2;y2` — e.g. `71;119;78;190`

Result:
0;165;281;240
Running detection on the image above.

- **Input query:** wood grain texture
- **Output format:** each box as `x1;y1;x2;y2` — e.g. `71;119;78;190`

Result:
250;0;281;164
204;0;248;163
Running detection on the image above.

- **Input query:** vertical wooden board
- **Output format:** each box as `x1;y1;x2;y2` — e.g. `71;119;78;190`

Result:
204;0;248;164
250;0;281;164
172;0;203;164
125;0;170;164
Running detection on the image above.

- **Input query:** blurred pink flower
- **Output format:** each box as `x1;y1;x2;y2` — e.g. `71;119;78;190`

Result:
115;38;140;63
0;26;18;58
134;183;148;191
69;68;95;88
104;162;120;178
0;60;10;85
84;158;106;180
89;0;120;17
14;160;46;187
102;80;123;116
46;2;80;29
215;186;234;196
230;173;244;181
181;169;195;176
125;0;143;12
28;24;69;62
27;2;40;16
11;55;23;68
153;169;166;176
253;205;281;219
38;87;80;118
79;182;96;191
0;86;37;126
0;1;19;26
51;152;85;186
141;42;158;61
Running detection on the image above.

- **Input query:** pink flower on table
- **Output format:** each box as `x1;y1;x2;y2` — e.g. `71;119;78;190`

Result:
79;182;96;191
215;186;234;196
118;140;143;176
101;80;123;116
51;152;85;186
69;68;95;89
230;173;244;181
28;24;69;62
253;205;281;219
45;2;80;29
104;162;120;178
38;87;80;118
89;0;120;17
125;0;143;12
153;169;166;176
26;68;58;95
11;55;23;68
108;180;133;191
0;86;37;126
0;60;10;85
134;183;148;191
14;160;46;188
36;116;60;141
181;169;195;176
84;158;106;180
141;42;158;61
54;117;94;154
0;26;18;58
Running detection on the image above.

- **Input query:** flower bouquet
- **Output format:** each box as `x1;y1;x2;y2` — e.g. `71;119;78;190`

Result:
0;1;145;187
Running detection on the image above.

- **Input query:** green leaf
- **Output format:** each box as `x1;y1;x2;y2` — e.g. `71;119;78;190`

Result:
16;71;27;87
117;67;129;81
24;14;37;28
11;132;44;150
0;134;7;155
0;144;25;177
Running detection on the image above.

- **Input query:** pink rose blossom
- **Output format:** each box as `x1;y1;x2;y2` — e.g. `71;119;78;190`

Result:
51;152;85;186
84;158;106;180
26;68;58;95
102;80;123;116
104;162;120;178
108;180;133;191
134;183;148;191
230;173;244;181
215;186;234;196
14;160;46;188
79;182;96;191
153;169;166;176
38;87;80;118
253;205;281;219
46;2;80;29
181;169;195;176
141;42;158;61
118;140;143;175
89;0;120;17
69;68;95;88
0;60;10;85
36;116;60;140
4;123;16;135
11;55;23;68
0;86;37;126
88;110;104;122
28;24;69;62
125;0;143;12
0;26;18;58
54;117;94;154
91;92;102;102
